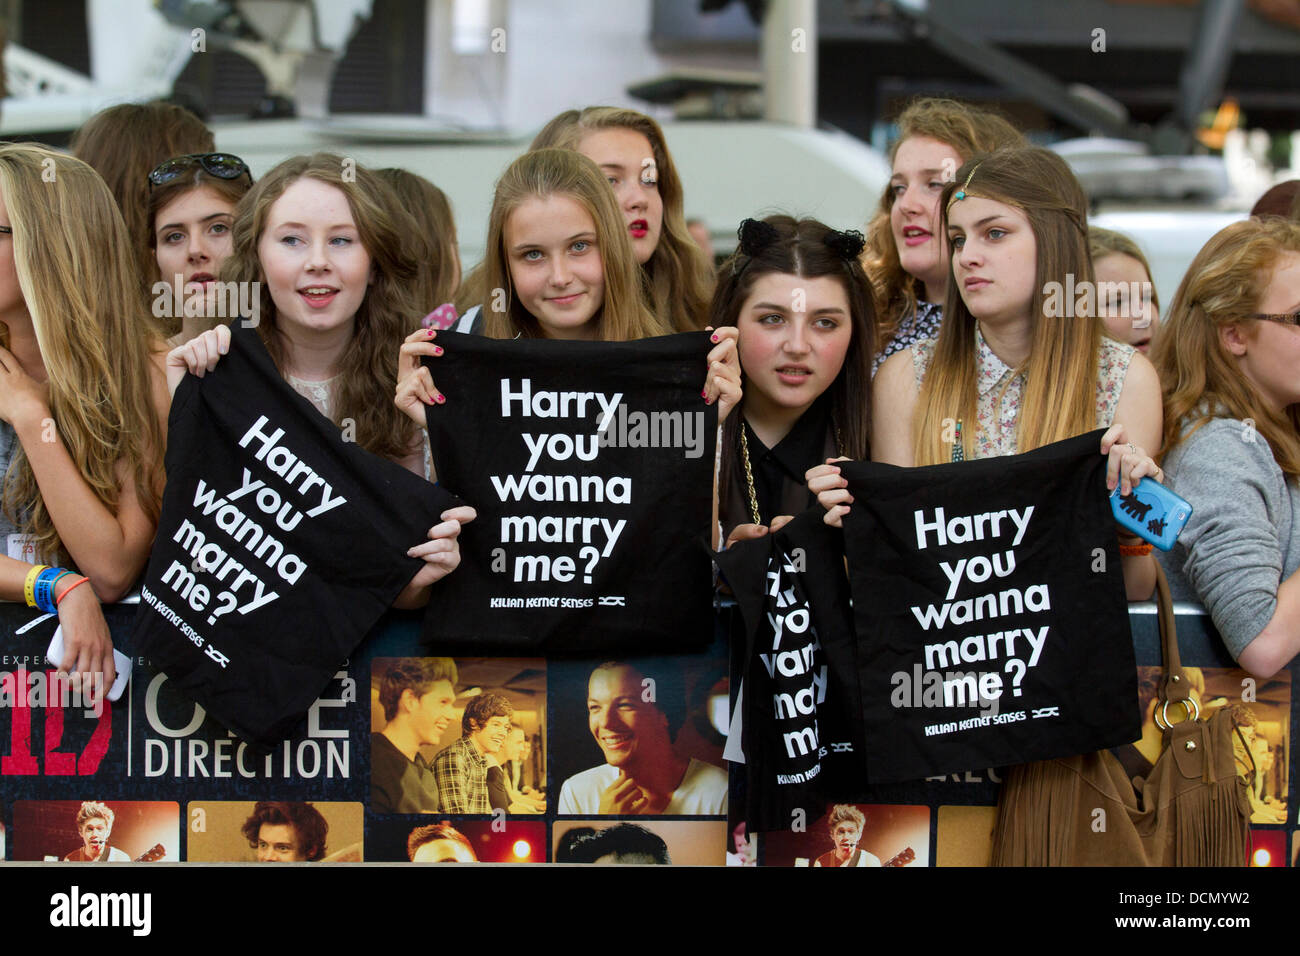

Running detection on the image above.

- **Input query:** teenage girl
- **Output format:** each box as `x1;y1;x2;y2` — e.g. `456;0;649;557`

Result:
815;147;1163;600
169;153;472;607
147;152;254;342
396;148;737;413
1152;217;1300;676
0;145;171;693
709;215;875;541
1089;226;1160;353
864;98;1025;371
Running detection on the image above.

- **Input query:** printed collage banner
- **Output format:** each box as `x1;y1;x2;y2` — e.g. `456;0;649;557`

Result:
134;323;456;748
0;597;1291;867
421;330;717;653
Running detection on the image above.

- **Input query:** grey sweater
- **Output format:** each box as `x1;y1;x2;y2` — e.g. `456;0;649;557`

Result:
1159;417;1300;658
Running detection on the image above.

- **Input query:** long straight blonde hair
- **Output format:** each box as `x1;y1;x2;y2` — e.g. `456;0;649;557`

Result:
0;145;165;563
913;147;1099;465
530;106;714;333
481;148;666;341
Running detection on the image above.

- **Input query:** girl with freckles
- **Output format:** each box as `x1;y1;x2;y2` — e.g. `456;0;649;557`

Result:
812;147;1163;600
168;154;473;608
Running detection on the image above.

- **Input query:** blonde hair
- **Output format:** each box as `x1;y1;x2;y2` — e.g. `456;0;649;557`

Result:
480;148;666;341
0;145;165;565
914;147;1098;465
864;98;1025;337
71;101;215;297
530;106;714;332
224;153;422;462
1152;217;1300;477
1088;226;1160;313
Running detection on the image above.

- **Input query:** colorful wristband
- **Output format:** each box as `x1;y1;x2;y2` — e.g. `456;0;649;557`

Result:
24;564;50;608
54;575;90;606
1119;542;1153;557
34;566;69;614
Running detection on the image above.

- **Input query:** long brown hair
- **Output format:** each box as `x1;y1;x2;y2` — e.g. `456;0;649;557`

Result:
711;216;875;518
147;162;253;336
530;106;714;333
1152;217;1300;477
864;98;1024;338
71;101;214;301
0;145;165;564
480;148;666;341
914;147;1098;465
374;167;460;311
224;153;422;462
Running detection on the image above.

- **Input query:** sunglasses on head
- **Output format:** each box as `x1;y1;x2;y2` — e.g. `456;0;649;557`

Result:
148;153;252;190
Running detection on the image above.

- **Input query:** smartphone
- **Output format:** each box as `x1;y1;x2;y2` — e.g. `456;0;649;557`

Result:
1110;476;1193;552
46;627;132;702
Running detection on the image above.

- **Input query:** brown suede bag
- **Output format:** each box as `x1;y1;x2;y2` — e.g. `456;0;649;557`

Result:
992;563;1251;866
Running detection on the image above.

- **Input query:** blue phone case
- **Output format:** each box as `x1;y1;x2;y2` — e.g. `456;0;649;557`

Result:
1110;477;1193;552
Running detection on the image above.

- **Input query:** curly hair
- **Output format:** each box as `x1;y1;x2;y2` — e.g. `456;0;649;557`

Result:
240;802;328;861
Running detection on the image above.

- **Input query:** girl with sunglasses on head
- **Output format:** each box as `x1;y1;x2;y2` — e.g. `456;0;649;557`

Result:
1151;217;1300;676
148;153;254;343
864;98;1025;373
710;216;875;542
0;144;171;695
168;153;472;607
813;147;1163;600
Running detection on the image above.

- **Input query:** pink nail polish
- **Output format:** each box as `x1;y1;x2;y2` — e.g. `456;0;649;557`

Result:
710;333;719;343
435;394;446;405
433;345;444;356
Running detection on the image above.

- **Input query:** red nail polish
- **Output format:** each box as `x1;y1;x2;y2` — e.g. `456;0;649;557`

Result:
433;345;444;356
435;394;446;404
701;388;707;398
710;333;719;343
426;329;436;337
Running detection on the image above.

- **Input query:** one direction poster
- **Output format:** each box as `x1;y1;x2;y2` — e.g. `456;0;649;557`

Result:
421;331;717;652
840;430;1139;783
134;322;456;749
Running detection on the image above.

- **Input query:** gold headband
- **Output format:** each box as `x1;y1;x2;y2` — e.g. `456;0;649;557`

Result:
946;162;983;212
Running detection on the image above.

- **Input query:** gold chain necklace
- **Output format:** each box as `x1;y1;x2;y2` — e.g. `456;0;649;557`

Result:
739;419;845;527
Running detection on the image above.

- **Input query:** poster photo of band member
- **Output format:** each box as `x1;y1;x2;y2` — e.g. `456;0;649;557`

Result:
761;803;929;867
186;801;363;862
364;817;546;862
370;657;546;816
12;800;177;862
549;654;729;817
553;820;726;865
